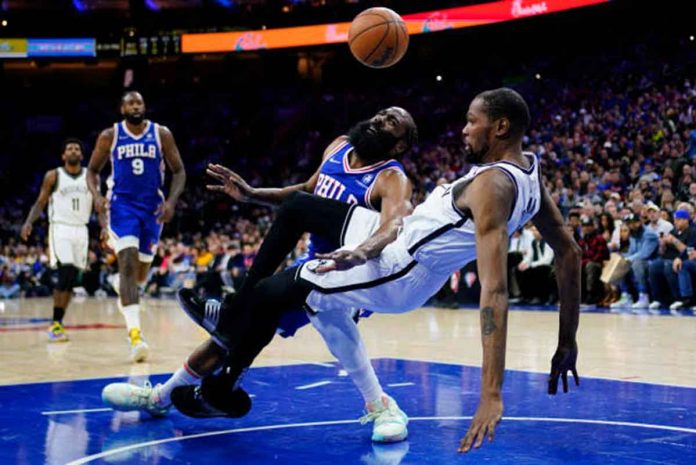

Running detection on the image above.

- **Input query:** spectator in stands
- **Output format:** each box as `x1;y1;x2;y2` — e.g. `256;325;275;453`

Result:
621;213;660;308
659;209;696;310
517;225;555;304
0;264;20;299
645;202;674;237
579;216;609;304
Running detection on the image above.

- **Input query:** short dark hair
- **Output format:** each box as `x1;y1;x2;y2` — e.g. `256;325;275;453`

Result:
121;90;142;104
61;137;84;155
476;87;531;138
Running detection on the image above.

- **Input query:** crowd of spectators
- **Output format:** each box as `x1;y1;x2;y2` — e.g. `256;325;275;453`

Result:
2;35;696;310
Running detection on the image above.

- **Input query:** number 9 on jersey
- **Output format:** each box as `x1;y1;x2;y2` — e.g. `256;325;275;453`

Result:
131;158;144;175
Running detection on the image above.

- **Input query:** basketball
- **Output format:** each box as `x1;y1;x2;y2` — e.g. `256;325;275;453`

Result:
348;7;409;69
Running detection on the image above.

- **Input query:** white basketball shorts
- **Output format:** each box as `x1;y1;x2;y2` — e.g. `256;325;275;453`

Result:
49;223;89;269
299;206;450;315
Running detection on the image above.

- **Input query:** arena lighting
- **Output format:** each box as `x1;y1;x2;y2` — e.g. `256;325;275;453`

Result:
183;0;610;53
214;0;234;7
690;35;694;41
1;20;7;27
436;75;443;82
535;73;541;79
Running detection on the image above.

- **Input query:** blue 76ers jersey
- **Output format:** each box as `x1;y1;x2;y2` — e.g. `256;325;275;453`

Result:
307;139;404;257
107;120;165;207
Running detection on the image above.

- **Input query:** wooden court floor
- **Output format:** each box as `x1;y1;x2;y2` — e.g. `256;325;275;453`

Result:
1;297;694;388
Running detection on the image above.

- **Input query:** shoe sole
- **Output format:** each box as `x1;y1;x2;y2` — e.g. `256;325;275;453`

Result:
176;291;229;349
372;427;409;443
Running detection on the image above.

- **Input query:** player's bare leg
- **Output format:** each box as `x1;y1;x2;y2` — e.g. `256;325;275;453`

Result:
117;247;149;362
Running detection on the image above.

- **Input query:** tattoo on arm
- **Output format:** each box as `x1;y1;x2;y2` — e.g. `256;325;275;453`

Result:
482;307;497;336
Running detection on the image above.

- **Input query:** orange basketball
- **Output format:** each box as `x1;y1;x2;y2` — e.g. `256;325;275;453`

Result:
348;7;409;69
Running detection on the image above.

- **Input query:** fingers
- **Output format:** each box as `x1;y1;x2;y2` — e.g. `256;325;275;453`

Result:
473;424;486;449
206;185;225;191
548;372;559;395
458;428;476;453
314;263;337;273
206;168;227;183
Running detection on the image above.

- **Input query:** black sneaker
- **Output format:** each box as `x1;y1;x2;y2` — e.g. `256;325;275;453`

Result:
177;288;230;349
171;384;252;419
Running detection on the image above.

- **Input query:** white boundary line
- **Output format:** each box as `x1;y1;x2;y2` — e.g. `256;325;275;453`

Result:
295;380;332;390
42;407;113;416
66;416;696;465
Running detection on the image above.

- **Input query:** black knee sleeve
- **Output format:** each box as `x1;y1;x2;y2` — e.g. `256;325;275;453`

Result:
56;265;79;291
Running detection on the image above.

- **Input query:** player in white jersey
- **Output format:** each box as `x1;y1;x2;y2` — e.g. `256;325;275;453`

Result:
21;138;93;342
175;88;582;452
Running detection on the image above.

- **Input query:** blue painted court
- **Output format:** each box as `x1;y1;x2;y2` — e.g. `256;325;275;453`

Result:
1;359;695;464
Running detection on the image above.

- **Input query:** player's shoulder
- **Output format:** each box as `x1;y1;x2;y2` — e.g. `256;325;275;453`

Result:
322;135;350;160
469;167;516;198
42;168;59;188
155;122;172;136
99;125;116;141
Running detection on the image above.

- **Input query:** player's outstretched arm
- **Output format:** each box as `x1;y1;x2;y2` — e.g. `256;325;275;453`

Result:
206;136;347;207
457;169;514;453
20;170;57;241
86;128;113;217
532;181;581;395
158;126;187;223
315;169;412;272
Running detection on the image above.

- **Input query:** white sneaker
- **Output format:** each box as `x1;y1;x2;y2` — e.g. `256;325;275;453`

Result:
647;301;662;310
101;381;170;417
631;294;650;309
129;328;149;363
669;300;686;310
360;395;409;443
610;293;633;308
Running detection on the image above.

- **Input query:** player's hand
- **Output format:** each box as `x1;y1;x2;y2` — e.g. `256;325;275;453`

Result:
314;249;368;273
206;164;255;203
20;223;32;241
458;395;503;453
156;200;176;224
99;228;112;252
94;196;109;214
548;342;579;394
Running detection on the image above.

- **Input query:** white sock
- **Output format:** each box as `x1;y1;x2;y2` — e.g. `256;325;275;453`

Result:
112;273;120;296
310;309;384;405
157;364;201;407
120;304;141;332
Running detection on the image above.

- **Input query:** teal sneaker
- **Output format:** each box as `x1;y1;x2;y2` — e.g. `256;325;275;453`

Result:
101;381;170;417
360;395;409;443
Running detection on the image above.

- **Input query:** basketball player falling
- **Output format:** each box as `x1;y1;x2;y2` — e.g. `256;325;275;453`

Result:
21;139;93;342
178;88;580;451
87;91;186;362
104;107;419;443
110;88;580;451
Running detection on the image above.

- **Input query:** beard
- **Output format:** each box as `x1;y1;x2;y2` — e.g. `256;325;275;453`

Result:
65;156;81;166
464;142;489;164
124;113;145;125
348;120;400;163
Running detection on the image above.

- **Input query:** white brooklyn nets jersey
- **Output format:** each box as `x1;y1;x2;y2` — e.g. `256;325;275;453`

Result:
48;167;93;226
301;152;542;315
399;152;541;274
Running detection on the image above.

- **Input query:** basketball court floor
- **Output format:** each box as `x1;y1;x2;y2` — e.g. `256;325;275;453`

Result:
1;297;695;464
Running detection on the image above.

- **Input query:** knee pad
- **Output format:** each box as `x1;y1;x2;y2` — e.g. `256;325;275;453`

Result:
56;265;78;291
